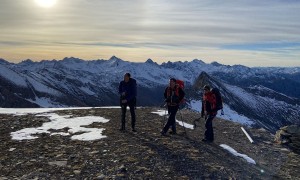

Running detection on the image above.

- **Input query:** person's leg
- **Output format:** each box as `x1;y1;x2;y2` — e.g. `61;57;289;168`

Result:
204;115;215;141
121;104;127;130
171;106;178;134
129;103;136;131
162;106;178;134
171;122;176;134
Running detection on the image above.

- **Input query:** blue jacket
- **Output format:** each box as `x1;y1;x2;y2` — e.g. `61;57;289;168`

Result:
119;78;137;102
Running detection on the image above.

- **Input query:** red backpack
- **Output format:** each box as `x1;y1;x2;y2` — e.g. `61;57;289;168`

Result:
176;80;184;89
176;80;185;104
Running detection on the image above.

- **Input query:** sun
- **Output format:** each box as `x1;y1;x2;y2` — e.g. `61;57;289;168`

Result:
35;0;57;8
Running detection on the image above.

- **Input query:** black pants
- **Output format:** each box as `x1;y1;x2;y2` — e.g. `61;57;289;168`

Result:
162;105;178;133
204;114;216;141
168;108;176;133
121;102;136;130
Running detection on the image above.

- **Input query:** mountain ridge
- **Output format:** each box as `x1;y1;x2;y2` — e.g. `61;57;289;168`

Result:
0;56;299;132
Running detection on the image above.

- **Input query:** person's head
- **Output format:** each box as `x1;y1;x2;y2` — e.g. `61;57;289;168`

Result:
124;73;131;82
203;85;210;93
169;78;176;88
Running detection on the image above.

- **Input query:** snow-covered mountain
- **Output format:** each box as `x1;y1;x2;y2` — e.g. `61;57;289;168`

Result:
0;56;299;132
190;72;300;132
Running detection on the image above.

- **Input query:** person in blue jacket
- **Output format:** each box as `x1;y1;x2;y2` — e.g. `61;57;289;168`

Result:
119;73;137;132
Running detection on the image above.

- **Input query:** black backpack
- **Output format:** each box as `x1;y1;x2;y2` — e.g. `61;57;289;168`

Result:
211;88;223;111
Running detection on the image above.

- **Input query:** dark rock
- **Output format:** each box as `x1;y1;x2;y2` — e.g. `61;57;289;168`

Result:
118;165;127;173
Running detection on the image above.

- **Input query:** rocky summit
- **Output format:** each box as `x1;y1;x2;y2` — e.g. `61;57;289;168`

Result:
0;107;299;179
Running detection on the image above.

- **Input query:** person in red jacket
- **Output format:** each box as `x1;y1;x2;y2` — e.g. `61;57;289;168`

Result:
201;85;217;142
161;78;185;135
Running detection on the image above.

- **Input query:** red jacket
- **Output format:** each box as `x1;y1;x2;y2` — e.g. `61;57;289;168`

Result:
201;91;217;116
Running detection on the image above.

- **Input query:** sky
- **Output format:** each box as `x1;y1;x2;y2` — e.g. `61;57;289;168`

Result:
0;0;300;67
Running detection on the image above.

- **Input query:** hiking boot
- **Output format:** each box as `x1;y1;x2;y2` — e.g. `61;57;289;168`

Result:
132;129;137;132
119;128;125;132
169;131;177;135
160;131;166;136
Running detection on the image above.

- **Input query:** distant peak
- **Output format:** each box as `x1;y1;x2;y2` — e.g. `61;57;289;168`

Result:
18;59;34;65
145;58;158;65
62;57;83;63
22;59;33;63
198;71;210;78
0;58;9;65
193;71;215;90
108;56;123;61
192;59;205;64
146;58;153;63
211;61;223;67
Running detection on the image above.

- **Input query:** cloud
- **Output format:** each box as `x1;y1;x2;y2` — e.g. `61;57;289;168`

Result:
0;0;300;66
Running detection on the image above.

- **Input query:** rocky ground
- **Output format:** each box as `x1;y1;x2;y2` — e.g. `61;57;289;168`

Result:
0;107;299;179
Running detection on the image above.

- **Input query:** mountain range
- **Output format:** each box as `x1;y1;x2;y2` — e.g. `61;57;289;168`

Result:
0;56;300;132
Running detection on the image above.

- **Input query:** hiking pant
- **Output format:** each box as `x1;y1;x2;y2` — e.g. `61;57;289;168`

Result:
121;101;136;130
204;114;216;141
168;108;177;133
162;105;178;133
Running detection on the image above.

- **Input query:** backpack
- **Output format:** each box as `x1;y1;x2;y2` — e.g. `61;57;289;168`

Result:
176;80;185;105
176;80;184;89
211;87;223;111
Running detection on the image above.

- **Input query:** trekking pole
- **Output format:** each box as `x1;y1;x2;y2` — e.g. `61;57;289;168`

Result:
162;107;167;129
178;109;186;134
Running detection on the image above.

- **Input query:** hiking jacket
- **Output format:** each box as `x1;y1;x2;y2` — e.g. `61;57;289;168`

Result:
201;91;217;116
119;78;137;102
164;85;185;106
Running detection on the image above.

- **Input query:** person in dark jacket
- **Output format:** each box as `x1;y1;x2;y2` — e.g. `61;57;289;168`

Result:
201;85;217;142
119;73;137;132
161;78;185;135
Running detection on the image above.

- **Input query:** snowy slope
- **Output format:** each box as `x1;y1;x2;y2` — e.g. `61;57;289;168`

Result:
189;100;254;126
0;56;299;131
190;72;300;132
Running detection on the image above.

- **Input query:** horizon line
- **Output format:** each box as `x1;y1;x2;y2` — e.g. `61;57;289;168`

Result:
1;55;300;68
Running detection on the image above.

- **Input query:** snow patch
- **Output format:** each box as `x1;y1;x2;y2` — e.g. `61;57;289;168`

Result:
151;110;166;116
220;144;256;164
176;119;194;129
26;97;69;108
189;100;254;126
9;148;16;152
0;107;94;115
11;113;109;141
224;84;258;108
151;110;194;129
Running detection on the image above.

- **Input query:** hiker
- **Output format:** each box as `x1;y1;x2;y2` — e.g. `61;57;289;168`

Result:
161;78;185;135
119;73;137;132
201;85;217;142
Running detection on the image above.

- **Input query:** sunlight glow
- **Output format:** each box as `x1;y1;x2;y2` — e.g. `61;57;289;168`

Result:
35;0;57;8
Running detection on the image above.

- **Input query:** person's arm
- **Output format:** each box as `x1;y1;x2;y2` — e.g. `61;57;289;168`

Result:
164;87;168;99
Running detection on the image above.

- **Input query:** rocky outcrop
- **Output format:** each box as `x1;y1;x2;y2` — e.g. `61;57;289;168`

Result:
275;125;300;153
